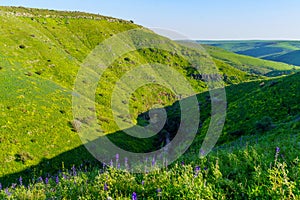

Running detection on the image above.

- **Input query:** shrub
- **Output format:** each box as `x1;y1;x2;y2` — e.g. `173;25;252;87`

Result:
229;129;244;137
19;44;26;49
124;57;130;62
15;151;34;163
256;116;273;132
35;71;42;75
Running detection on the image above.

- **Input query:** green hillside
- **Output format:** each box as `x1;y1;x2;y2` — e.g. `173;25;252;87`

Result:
202;45;299;76
264;50;300;66
197;40;300;66
0;6;300;199
0;6;258;178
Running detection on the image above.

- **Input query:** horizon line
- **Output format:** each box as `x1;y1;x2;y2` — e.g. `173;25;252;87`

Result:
177;39;300;41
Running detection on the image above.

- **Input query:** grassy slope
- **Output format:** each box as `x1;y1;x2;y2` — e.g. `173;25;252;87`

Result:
1;70;300;199
1;8;299;196
0;6;259;178
197;40;300;66
0;7;141;176
203;45;299;76
152;72;300;161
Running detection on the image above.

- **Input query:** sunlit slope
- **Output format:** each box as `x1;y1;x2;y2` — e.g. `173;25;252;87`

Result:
0;6;258;177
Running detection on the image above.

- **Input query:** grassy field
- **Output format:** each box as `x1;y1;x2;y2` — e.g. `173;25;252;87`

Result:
0;6;300;199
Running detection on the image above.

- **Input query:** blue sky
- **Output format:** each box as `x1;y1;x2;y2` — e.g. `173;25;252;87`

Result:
1;0;300;40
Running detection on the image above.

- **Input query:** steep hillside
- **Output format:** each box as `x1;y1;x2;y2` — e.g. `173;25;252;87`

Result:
143;71;300;156
0;6;258;178
2;69;300;199
0;7;300;199
1;6;299;194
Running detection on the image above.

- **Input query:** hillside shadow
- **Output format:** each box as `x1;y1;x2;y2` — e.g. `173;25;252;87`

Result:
3;72;297;186
0;92;206;186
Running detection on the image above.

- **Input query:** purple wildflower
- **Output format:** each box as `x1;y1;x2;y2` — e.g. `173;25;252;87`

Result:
204;167;208;171
181;161;185;166
19;176;23;186
275;147;280;162
194;166;201;177
152;157;156;166
132;192;137;200
55;176;59;184
45;177;49;184
104;183;108;191
110;160;113;167
0;183;2;190
5;188;11;196
200;149;205;156
38;177;43;183
72;165;77;176
141;181;145;186
11;183;17;189
116;154;119;162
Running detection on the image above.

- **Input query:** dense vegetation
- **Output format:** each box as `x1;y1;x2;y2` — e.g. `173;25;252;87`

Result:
0;6;299;199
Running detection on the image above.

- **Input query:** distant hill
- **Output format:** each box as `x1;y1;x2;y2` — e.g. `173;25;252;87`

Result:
264;50;300;66
196;40;300;66
180;42;299;77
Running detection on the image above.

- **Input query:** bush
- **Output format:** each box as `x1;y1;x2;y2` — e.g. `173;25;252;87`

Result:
15;151;34;163
19;44;26;49
124;57;130;62
256;116;273;132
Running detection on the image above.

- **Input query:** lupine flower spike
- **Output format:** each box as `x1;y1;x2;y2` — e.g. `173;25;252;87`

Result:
132;192;137;200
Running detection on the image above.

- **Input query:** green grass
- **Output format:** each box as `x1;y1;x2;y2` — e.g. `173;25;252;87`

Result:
0;6;258;178
0;6;300;199
0;131;299;199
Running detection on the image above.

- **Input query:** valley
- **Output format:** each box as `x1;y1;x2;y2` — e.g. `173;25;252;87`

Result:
0;6;299;199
